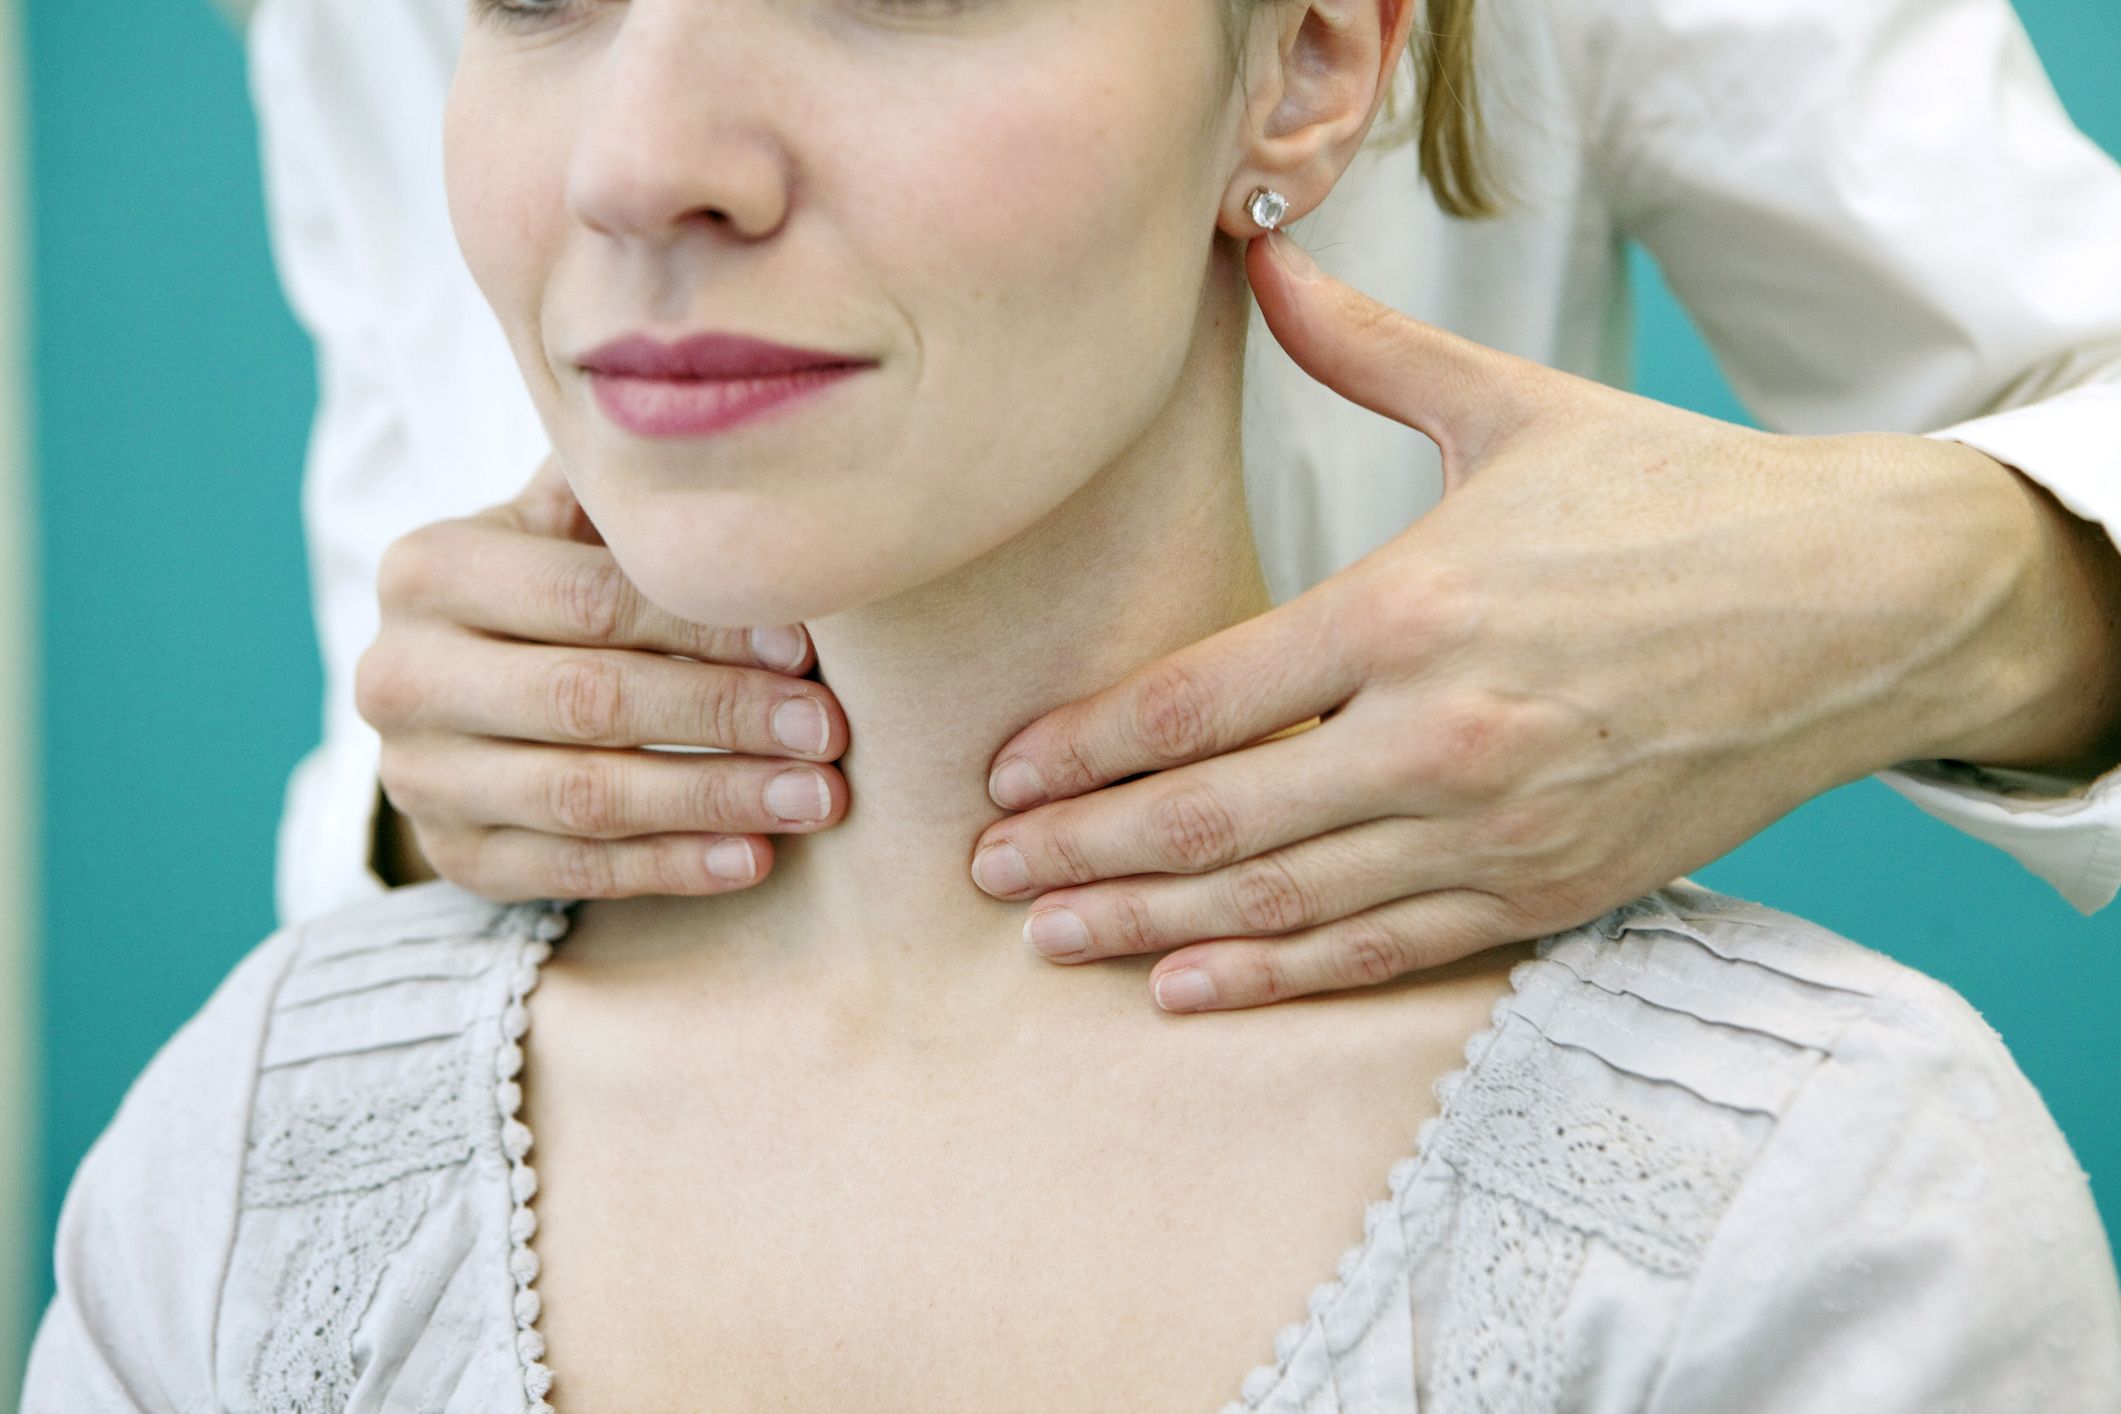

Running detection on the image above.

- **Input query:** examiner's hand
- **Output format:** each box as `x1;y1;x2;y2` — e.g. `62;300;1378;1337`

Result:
969;229;2102;1012
357;457;849;899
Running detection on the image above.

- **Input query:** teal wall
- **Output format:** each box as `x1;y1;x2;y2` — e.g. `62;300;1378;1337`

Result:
16;0;2121;1368
23;0;318;1341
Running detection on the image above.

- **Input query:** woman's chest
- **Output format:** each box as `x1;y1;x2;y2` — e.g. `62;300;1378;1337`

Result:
511;972;1506;1412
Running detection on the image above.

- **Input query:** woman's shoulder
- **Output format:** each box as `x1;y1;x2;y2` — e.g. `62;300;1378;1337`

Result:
236;880;550;1205
1507;878;2107;1192
47;882;529;1276
247;878;543;1080
1435;879;2121;1411
1500;878;2026;1131
24;881;556;1412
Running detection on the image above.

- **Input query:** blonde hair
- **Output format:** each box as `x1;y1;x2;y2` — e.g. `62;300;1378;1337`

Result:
1400;0;1499;219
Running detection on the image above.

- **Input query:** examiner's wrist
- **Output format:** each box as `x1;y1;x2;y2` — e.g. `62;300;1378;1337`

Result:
1902;445;2121;780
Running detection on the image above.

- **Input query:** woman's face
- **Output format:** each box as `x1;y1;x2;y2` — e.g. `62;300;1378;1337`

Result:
446;0;1260;627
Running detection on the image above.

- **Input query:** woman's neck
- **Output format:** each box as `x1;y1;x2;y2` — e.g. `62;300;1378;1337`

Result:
577;271;1275;1011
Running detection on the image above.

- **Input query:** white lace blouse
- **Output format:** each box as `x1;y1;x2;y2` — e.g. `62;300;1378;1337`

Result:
21;879;2121;1412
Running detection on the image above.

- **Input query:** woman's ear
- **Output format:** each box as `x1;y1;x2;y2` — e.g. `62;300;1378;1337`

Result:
1220;0;1419;236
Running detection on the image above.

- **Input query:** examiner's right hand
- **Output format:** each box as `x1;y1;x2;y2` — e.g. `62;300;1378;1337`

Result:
355;457;850;900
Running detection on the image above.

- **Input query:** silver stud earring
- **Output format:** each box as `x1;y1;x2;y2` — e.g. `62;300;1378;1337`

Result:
1246;187;1290;232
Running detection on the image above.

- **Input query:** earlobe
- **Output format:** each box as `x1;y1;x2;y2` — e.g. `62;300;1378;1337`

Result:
1246;187;1291;232
1215;181;1305;243
1227;0;1410;233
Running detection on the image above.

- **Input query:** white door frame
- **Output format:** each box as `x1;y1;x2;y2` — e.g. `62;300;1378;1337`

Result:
0;0;41;1391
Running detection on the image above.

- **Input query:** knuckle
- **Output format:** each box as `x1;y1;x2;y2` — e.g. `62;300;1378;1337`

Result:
700;679;747;751
1331;921;1407;990
548;758;623;837
548;556;632;646
1424;694;1517;801
1148;786;1242;872
1374;562;1480;658
353;644;411;730
681;762;749;833
1229;854;1315;934
1347;292;1407;352
1132;662;1214;764
375;525;444;610
1043;822;1099;887
427;828;482;893
644;839;707;896
1040;729;1101;797
375;744;430;822
1482;797;1565;861
1228;948;1294;1006
550;837;619;899
546;656;626;744
1103;890;1161;955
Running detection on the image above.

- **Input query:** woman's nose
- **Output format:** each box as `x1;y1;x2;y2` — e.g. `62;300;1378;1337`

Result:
564;8;792;246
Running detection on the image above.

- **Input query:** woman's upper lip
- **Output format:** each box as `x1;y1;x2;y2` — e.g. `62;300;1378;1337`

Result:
575;332;873;380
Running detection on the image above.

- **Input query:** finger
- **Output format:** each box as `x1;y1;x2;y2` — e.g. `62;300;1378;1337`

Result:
1145;888;1531;1012
985;583;1361;810
1244;230;1535;467
385;736;846;840
443;824;777;901
1018;814;1460;961
974;719;1406;898
362;630;844;757
476;453;606;546
382;517;815;673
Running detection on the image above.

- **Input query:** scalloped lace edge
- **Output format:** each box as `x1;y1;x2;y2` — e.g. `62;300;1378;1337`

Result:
1222;942;1554;1412
499;901;572;1414
499;905;1555;1414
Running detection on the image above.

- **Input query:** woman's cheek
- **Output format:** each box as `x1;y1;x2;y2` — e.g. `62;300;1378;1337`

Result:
445;81;565;370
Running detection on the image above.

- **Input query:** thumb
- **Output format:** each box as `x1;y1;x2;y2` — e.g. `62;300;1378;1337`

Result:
1245;229;1534;470
482;453;606;547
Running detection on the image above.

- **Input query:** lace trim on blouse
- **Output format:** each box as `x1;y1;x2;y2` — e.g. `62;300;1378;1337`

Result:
241;890;1750;1414
491;894;1748;1414
500;903;570;1414
1224;913;1750;1412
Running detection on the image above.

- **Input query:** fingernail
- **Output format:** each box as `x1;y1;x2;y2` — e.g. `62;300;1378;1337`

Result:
766;768;831;823
989;757;1048;810
706;838;757;882
972;842;1030;896
749;625;809;673
1269;229;1318;282
771;697;829;754
1024;907;1090;959
1154;967;1217;1012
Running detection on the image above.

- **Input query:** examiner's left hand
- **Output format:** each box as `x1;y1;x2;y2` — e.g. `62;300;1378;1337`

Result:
970;229;2117;1012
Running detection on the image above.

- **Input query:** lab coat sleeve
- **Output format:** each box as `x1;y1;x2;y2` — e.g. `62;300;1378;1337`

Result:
247;0;548;927
1574;0;2121;911
247;0;405;927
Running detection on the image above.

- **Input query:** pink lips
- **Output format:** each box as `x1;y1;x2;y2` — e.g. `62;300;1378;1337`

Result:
577;332;874;439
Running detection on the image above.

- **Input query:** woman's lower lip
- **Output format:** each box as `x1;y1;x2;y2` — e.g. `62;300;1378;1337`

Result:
587;365;867;439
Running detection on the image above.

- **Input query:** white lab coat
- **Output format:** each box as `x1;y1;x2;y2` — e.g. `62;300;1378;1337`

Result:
239;0;2121;926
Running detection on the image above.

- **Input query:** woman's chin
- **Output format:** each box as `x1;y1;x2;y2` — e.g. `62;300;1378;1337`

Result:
616;560;873;637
